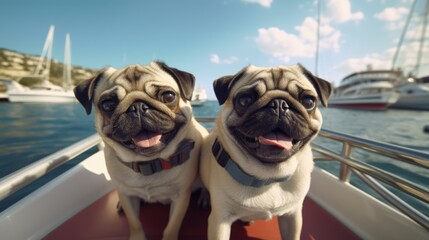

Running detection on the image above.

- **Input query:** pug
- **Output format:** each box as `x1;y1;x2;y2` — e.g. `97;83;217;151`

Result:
199;64;332;240
74;61;208;240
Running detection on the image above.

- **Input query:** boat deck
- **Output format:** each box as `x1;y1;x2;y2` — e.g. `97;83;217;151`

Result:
45;190;361;240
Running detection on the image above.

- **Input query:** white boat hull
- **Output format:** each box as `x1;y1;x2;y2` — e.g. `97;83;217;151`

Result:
8;89;76;103
5;26;77;104
391;83;429;110
191;87;207;106
329;92;399;110
191;100;206;106
331;70;402;110
392;93;429;110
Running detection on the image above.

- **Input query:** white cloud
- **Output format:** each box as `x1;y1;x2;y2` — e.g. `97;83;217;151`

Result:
335;48;396;78
210;54;220;64
255;17;341;63
296;17;341;52
375;7;408;30
241;0;272;8
323;51;393;85
386;21;406;31
295;17;319;42
210;54;239;64
392;41;429;72
336;53;392;75
324;0;364;23
375;7;408;21
406;23;429;41
335;39;429;82
256;27;312;62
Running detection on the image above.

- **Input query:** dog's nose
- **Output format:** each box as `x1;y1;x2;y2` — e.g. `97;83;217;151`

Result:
268;99;289;112
127;101;149;114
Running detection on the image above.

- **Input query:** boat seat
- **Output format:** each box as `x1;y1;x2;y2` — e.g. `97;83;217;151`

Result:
45;190;361;240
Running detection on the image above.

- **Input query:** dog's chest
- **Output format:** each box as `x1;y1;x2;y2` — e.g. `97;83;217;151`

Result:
240;200;289;221
228;185;300;221
118;177;181;204
106;151;194;203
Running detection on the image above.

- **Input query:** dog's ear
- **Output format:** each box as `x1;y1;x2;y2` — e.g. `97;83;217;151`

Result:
156;61;195;101
74;67;114;115
297;64;333;107
213;66;247;105
213;75;235;105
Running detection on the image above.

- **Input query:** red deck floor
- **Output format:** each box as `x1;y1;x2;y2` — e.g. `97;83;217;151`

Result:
45;190;361;240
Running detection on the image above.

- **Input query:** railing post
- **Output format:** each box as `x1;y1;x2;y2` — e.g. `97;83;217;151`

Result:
339;143;352;182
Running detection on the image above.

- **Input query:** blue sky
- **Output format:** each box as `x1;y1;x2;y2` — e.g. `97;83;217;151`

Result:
1;0;428;99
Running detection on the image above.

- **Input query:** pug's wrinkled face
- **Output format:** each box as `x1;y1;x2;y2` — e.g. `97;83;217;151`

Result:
214;64;332;163
74;61;195;156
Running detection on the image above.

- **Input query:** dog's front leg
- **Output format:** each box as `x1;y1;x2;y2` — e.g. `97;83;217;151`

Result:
207;209;234;240
278;210;302;240
118;192;146;240
162;191;191;240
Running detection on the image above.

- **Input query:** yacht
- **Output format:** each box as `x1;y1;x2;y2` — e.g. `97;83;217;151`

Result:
7;26;76;103
329;69;401;110
388;0;429;110
391;76;429;110
7;79;75;103
191;86;207;106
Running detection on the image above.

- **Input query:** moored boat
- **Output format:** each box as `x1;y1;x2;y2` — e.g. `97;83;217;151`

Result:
329;69;401;110
391;76;429;110
388;0;429;111
7;26;76;103
0;78;11;102
0;119;427;239
7;80;76;103
191;86;207;107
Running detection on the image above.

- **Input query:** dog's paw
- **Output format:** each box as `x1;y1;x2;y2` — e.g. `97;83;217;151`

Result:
197;188;211;210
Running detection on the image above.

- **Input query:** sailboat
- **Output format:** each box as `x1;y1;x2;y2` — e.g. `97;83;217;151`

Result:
191;86;208;106
390;0;429;110
7;26;76;103
329;0;429;110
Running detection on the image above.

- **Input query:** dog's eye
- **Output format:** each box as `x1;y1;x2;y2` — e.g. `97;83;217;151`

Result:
237;94;255;107
101;99;117;112
161;91;176;103
301;96;316;110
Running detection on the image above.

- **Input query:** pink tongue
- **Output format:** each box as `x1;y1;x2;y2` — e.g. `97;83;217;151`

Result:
132;131;162;148
258;132;293;150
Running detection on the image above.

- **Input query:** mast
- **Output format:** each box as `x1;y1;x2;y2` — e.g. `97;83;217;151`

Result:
315;0;321;76
415;0;429;76
34;25;55;81
45;28;53;82
391;0;417;70
63;33;72;89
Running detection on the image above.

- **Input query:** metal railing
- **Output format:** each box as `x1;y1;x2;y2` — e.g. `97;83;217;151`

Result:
0;118;428;230
312;129;429;230
0;134;103;201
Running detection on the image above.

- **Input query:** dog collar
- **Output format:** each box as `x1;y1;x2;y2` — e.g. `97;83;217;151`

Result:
212;138;291;188
120;139;195;176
